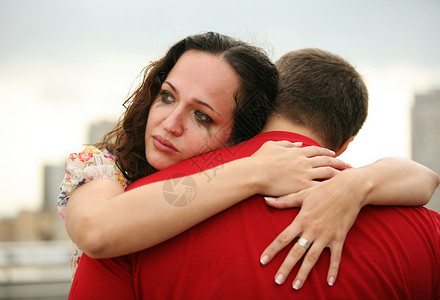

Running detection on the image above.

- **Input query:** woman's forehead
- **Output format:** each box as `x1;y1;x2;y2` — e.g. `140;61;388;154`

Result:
165;50;239;113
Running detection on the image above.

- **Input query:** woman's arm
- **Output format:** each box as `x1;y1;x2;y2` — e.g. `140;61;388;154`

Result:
64;142;347;258
261;157;439;289
354;157;439;206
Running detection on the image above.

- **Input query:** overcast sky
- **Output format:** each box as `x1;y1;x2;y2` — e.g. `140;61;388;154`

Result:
1;0;439;218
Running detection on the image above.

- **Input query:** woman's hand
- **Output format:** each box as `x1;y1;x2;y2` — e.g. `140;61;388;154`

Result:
258;156;440;289
259;169;364;289
250;141;349;196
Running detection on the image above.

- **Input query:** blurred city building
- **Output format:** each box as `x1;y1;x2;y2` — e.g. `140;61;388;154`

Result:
0;165;68;242
0;120;114;299
411;89;440;213
0;119;115;242
87;120;115;145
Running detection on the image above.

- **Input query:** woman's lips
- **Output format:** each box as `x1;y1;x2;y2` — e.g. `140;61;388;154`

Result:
152;135;178;153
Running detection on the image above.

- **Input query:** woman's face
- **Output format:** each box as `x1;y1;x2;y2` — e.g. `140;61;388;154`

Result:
145;50;240;170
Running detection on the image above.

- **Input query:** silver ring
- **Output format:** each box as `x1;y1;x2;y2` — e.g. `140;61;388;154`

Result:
297;237;310;249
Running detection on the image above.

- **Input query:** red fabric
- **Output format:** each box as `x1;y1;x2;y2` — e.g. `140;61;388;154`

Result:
69;131;440;300
69;254;135;299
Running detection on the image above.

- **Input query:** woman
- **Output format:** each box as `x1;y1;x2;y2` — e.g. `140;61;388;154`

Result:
58;32;436;287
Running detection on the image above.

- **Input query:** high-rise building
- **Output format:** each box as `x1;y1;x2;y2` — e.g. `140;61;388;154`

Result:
411;90;440;213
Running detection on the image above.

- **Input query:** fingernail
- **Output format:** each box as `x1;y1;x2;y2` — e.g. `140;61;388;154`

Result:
264;197;276;202
275;274;285;285
260;255;269;265
292;279;302;290
291;142;303;147
328;276;335;286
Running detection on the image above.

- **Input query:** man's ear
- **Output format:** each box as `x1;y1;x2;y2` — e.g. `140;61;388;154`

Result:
335;136;354;157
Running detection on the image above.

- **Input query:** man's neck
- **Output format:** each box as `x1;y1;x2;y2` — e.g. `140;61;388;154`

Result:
261;114;323;146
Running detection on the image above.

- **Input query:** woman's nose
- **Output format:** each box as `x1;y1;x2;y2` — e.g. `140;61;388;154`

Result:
162;107;184;136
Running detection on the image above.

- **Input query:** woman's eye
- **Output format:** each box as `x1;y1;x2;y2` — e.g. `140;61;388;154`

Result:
194;110;213;124
160;91;174;103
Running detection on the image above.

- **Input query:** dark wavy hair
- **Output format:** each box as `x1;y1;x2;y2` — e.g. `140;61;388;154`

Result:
96;32;278;182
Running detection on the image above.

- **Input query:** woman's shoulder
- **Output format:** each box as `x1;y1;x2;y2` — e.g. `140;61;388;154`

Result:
57;145;127;218
68;145;116;164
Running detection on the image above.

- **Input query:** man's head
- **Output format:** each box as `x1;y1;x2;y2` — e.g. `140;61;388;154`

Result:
272;48;368;153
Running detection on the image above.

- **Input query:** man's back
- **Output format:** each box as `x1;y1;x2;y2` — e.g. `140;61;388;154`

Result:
131;195;439;299
128;132;440;299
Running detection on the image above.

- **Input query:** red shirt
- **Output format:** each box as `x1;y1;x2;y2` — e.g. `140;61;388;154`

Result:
69;131;440;299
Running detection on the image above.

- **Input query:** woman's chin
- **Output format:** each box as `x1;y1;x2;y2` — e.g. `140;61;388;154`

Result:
147;155;176;171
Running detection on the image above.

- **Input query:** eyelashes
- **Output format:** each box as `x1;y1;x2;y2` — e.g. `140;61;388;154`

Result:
159;90;173;103
194;110;213;124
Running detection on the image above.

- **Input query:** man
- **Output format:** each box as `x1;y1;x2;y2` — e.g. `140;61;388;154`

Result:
69;49;440;299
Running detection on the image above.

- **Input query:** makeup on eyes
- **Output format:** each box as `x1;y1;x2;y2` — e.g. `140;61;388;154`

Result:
163;81;222;116
158;82;218;126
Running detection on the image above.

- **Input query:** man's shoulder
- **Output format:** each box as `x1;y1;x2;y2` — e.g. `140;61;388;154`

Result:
358;205;440;238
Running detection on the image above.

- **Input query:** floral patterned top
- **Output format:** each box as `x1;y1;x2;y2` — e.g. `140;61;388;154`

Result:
57;146;127;277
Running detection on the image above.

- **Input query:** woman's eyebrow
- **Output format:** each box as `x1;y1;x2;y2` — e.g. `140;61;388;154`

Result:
164;81;222;118
193;99;222;117
164;81;178;93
